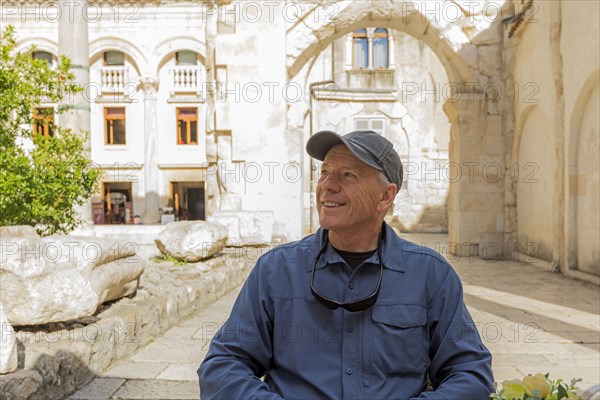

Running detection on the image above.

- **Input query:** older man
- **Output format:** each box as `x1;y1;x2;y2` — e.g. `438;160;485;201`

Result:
198;130;494;399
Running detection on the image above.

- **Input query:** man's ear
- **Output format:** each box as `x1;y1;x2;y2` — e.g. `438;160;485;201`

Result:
377;183;397;212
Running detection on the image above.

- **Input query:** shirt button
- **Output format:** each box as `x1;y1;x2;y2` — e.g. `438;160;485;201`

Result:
348;282;354;289
345;368;353;375
346;325;354;333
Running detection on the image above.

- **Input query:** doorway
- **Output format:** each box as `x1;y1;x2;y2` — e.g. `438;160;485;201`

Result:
97;182;133;224
170;181;206;221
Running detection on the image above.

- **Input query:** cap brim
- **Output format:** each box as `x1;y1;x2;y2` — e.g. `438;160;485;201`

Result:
306;131;345;161
306;130;383;172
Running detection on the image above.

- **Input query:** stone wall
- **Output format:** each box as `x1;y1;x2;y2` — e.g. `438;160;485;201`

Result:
510;0;600;274
0;251;257;399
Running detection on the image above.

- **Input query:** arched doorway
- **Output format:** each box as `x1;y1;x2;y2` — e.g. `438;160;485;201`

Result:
286;0;505;257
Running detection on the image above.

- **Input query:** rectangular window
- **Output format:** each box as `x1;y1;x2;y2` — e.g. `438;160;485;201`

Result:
33;108;54;137
355;118;386;137
105;107;126;145
176;51;197;66
352;29;368;69
373;28;389;69
104;51;125;66
176;107;198;145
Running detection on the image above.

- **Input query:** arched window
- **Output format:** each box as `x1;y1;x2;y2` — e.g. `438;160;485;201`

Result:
32;51;54;65
373;28;389;69
104;51;125;66
352;29;368;69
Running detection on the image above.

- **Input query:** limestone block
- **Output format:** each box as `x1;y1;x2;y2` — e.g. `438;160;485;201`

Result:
217;134;232;161
366;1;394;21
471;21;503;45
0;235;144;326
155;221;228;262
208;211;274;246
458;44;479;71
321;1;367;33
0;305;18;374
0;225;39;239
477;44;502;79
217;161;246;194
205;138;217;163
487;115;503;136
485;135;505;155
402;13;429;40
478;232;506;260
220;194;242;211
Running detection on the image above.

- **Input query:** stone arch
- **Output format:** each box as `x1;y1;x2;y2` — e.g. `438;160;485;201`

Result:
289;0;504;252
89;36;147;77
152;36;206;76
567;70;600;275
286;0;477;84
15;37;58;57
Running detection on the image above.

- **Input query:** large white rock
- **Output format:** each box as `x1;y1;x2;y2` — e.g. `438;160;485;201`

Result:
0;225;39;239
0;233;144;326
155;221;228;262
208;211;274;246
0;304;18;374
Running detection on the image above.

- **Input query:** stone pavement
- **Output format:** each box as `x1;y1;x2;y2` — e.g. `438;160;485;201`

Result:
69;234;600;400
68;287;238;400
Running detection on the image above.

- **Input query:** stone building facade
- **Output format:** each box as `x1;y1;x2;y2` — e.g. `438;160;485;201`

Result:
4;0;599;278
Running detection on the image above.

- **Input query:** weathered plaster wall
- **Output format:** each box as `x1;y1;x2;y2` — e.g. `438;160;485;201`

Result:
215;8;300;241
517;106;555;261
513;0;599;273
513;1;558;262
574;83;599;275
562;1;600;275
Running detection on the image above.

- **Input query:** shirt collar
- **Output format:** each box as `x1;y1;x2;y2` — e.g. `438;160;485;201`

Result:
308;223;405;273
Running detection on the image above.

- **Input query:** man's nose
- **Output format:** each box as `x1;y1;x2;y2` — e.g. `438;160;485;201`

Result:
320;173;341;191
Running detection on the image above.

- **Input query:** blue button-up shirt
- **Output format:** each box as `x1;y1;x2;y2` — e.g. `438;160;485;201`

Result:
199;224;494;399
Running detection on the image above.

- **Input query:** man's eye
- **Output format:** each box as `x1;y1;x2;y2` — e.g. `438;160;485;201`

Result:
343;172;356;178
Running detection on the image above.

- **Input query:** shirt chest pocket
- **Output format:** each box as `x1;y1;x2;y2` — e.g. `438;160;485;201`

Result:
367;304;429;378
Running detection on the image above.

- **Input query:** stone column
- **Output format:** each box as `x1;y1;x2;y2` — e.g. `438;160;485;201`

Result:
446;94;506;259
548;1;566;271
345;35;353;70
204;0;219;216
388;33;396;70
58;0;91;221
139;77;160;223
367;28;374;69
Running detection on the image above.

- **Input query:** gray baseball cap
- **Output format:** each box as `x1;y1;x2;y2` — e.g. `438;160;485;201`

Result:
306;130;403;190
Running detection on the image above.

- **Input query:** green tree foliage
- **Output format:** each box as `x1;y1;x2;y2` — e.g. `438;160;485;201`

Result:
0;26;100;235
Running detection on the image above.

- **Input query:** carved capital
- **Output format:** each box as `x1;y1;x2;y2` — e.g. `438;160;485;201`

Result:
138;76;159;96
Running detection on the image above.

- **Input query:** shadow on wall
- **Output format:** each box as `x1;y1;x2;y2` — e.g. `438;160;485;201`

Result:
515;233;554;263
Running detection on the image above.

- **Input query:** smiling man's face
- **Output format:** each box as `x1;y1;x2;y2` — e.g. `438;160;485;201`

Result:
316;144;389;237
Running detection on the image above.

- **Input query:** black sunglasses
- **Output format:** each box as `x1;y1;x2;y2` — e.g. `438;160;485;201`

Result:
310;232;384;312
